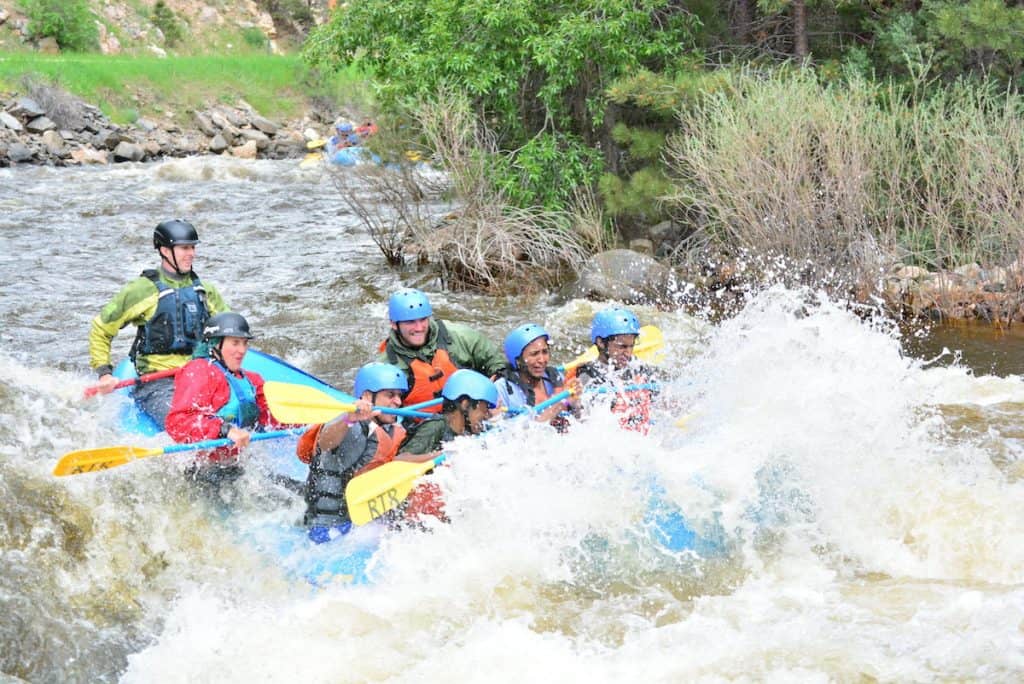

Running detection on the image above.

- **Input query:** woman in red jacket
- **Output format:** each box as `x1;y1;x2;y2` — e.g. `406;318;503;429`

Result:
165;312;283;489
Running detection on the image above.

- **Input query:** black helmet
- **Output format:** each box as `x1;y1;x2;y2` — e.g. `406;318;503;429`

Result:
202;312;254;341
154;219;200;249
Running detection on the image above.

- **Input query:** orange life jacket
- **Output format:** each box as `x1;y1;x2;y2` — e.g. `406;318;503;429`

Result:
357;421;407;474
296;420;408;467
381;323;460;412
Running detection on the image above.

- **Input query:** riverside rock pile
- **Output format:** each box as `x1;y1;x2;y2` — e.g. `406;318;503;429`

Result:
0;91;310;166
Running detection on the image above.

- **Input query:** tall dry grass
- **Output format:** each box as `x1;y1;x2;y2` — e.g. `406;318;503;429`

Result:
407;90;598;293
664;68;1024;295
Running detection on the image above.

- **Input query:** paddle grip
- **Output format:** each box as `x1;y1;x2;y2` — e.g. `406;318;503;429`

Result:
83;367;180;398
165;427;307;454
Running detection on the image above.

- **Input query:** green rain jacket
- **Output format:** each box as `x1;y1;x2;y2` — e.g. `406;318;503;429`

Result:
89;269;229;376
379;318;507;383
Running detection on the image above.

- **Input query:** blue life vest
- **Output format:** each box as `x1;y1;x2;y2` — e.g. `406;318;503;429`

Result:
499;366;560;410
210;360;259;429
131;270;209;360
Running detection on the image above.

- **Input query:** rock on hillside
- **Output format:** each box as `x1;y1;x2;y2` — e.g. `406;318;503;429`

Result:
0;0;333;54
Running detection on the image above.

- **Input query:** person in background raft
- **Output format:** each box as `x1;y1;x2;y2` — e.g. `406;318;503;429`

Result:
298;362;409;543
380;288;506;414
326;121;354;156
165;313;284;490
88;219;230;427
572;307;659;433
396;369;499;523
494;323;580;428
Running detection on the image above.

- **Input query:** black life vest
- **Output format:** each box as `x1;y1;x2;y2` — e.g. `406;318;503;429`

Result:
131;270;209;360
304;422;378;527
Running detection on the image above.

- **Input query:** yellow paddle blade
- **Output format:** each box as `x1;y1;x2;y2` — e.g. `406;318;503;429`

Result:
53;445;163;477
299;152;322;167
674;413;694;429
635;324;665;364
263;381;356;424
346;460;437;526
306;138;327;149
563;324;664;372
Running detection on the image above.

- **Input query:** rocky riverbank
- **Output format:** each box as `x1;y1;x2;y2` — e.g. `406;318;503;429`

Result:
0;87;338;166
564;246;1024;327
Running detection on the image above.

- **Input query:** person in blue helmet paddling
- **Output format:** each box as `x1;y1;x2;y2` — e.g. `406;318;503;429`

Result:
300;362;410;543
494;323;581;427
573;307;659;432
395;369;499;522
88;219;230;427
379;288;506;415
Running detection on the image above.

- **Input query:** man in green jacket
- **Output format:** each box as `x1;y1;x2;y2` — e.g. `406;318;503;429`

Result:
379;288;506;412
88;219;230;427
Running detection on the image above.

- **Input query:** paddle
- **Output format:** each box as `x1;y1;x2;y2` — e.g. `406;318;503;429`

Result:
306;138;327;149
82;367;179;398
346;454;447;525
262;381;434;424
404;397;444;411
52;428;307;477
560;324;664;373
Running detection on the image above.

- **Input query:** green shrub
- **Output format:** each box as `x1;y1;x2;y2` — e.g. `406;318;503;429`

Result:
17;0;98;52
491;133;603;211
241;27;269;50
151;0;185;47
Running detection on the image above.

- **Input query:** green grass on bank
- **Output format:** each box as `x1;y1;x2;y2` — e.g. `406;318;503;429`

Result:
0;53;370;125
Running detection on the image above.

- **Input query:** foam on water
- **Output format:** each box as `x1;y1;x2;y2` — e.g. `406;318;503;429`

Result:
104;288;1024;681
7;155;1024;679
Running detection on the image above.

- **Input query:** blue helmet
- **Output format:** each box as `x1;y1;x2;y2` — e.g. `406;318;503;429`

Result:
388;288;433;322
353;362;408;398
442;369;498;408
335;121;354;133
503;323;549;370
590;307;641;342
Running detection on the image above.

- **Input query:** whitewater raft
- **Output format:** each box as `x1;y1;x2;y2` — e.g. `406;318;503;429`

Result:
111;351;722;586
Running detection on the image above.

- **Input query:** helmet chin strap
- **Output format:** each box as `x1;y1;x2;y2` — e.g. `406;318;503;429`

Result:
160;247;188;276
209;339;225;364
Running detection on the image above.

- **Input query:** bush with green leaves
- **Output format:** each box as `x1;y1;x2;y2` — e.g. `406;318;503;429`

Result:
17;0;98;52
241;27;268;50
490;132;603;211
151;0;185;47
304;0;699;211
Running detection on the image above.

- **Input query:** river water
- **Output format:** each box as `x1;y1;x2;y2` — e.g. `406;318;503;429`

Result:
2;158;1024;682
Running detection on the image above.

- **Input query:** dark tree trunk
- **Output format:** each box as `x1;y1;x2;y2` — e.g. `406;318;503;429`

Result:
734;0;754;43
792;0;809;61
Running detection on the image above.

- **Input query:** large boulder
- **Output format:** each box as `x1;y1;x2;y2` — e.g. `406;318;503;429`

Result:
113;141;145;162
563;249;677;304
69;147;110;165
25;116;56;133
250;115;279;136
231;140;258;159
237;128;269;150
0;112;23;132
7;142;35;163
10;98;45;119
41;130;66;156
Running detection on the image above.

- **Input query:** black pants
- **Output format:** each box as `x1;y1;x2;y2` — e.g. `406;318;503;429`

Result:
134;375;176;429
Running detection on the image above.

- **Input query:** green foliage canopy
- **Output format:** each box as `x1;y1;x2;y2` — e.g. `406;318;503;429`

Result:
17;0;99;52
304;0;700;145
